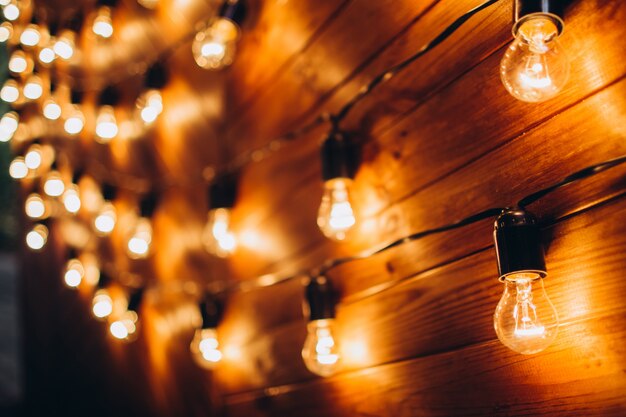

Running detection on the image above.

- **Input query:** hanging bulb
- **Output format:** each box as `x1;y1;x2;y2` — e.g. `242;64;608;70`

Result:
38;42;56;65
20;24;41;47
26;224;48;250
92;273;113;319
23;75;43;100
92;6;113;39
64;106;85;135
137;0;158;9
94;202;116;235
203;208;236;257
0;22;13;42
1;79;20;104
110;289;143;342
0;111;19;142
24;143;43;170
127;217;152;259
43;98;62;120
493;208;559;354
54;30;75;60
190;328;222;369
136;89;163;125
95;105;118;142
25;193;46;219
62;184;82;214
63;255;85;288
8;50;29;74
500;4;569;103
3;1;20;21
192;18;239;70
9;157;28;179
43;168;65;197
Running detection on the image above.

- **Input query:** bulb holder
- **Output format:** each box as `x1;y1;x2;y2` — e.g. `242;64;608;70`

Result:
67;247;78;260
494;207;547;281
102;183;117;201
208;174;238;210
71;89;84;105
71;169;84;184
320;132;359;182
145;63;169;90
127;288;145;312
304;276;336;321
97;271;112;289
199;295;224;329
139;192;159;217
99;86;120;106
513;0;566;36
219;0;246;26
67;11;85;33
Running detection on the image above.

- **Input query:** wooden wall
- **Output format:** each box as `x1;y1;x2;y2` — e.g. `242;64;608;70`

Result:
19;0;626;416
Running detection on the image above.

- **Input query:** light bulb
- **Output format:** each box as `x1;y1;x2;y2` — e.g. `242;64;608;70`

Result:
23;75;43;100
494;272;559;354
1;79;19;103
317;178;356;241
94;202;116;235
24;144;42;169
192;18;239;70
25;193;46;218
26;224;48;250
137;0;158;9
0;112;19;142
0;22;13;42
43;171;65;197
136;89;163;124
9;157;28;179
92;7;113;39
63;258;85;288
62;184;81;214
190;328;223;369
126;217;152;259
501;16;569;103
110;310;139;341
20;24;41;47
95;105;118;142
3;2;19;21
38;44;55;64
43;99;62;120
92;289;113;319
53;31;75;60
8;50;28;74
302;319;340;377
202;208;236;257
63;106;84;135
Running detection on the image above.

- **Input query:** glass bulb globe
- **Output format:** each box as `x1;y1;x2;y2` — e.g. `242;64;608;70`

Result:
53;31;75;60
9;157;28;179
26;224;48;250
302;319;340;377
64;106;84;135
1;79;20;103
3;2;19;21
1;111;19;134
24;145;42;169
110;310;139;341
494;272;559;354
192;18;239;70
136;89;163;124
62;185;81;214
202;208;236;257
63;258;85;288
190;328;223;369
43;99;62;120
95;105;118;142
127;217;152;259
0;22;13;42
23;75;43;100
92;289;113;319
317;178;356;241
501;16;569;103
25;193;46;218
20;24;41;47
43;171;65;197
92;7;113;39
38;44;55;64
8;50;28;74
94;202;116;235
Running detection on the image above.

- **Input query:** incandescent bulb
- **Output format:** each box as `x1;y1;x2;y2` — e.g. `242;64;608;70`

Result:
127;217;152;259
43;99;62;120
110;310;139;341
94;202;116;235
95;105;118;142
500;16;569;103
317;178;356;241
64;106;85;135
3;2;19;21
1;79;20;103
137;0;158;9
302;319;340;377
63;258;85;288
136;89;163;124
24;144;42;169
38;44;55;64
0;22;13;42
9;157;28;179
23;75;43;100
25;193;46;218
43;170;65;197
62;185;81;214
53;31;75;60
20;24;41;47
1;112;19;142
190;328;222;369
26;224;48;250
92;289;113;319
202;208;236;257
494;272;559;354
192;18;239;70
92;7;113;39
8;50;28;74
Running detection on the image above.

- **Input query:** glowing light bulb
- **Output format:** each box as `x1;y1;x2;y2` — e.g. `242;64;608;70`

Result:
317;178;356;241
127;217;152;259
43;171;65;197
110;310;139;341
0;112;19;142
26;224;48;250
92;289;113;319
192;18;239;70
302;319;340;377
501;16;569;103
94;202;116;235
20;24;41;47
3;2;19;21
43;99;62;120
190;328;222;369
136;89;163;124
494;272;559;354
0;22;13;42
25;193;46;218
53;31;75;60
202;208;236;257
8;50;28;74
62;185;81;214
23;75;43;100
95;105;118;142
9;157;28;179
24;144;42;169
92;7;113;38
63;258;85;288
137;0;158;9
38;45;55;64
1;79;20;103
63;106;84;135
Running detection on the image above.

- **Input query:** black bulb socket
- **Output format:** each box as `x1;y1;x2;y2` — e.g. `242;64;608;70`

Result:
208;174;238;210
304;277;336;321
145;63;169;90
219;0;246;26
97;272;112;289
127;288;145;312
320;132;359;182
139;192;159;218
70;89;84;105
494;207;547;281
199;296;224;329
99;86;120;107
102;183;117;202
513;0;566;36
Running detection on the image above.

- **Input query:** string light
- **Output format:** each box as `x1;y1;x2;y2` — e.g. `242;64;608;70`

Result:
38;42;56;65
0;21;13;42
94;184;117;235
137;0;158;9
109;289;144;342
64;91;85;135
8;50;29;74
126;193;158;259
62;172;82;214
63;250;85;288
53;13;83;61
92;3;114;39
500;0;569;102
23;74;43;100
95;87;120;142
25;223;48;251
190;296;224;369
24;193;47;219
9;156;28;179
1;79;20;104
43;163;65;197
203;176;237;257
20;17;41;47
2;0;20;21
0;111;19;142
136;63;167;125
92;273;113;319
24;142;43;170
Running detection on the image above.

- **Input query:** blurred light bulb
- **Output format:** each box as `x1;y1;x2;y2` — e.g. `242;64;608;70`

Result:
92;7;113;38
0;111;19;142
0;0;11;7
501;16;569;103
0;22;13;42
110;310;138;341
20;24;41;47
1;79;20;103
94;202;116;235
62;184;81;214
127;217;152;259
136;89;163;124
302;319;340;377
202;208;236;257
64;106;84;135
43;99;62;120
23;75;43;100
38;45;55;64
92;289;113;319
25;193;46;218
9;50;28;73
9;157;28;179
26;224;48;250
24;144;42;169
192;18;239;70
317;178;356;241
63;258;85;288
3;2;19;21
137;0;158;9
43;170;65;197
190;328;222;369
494;272;559;354
95;105;118;141
53;31;75;60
